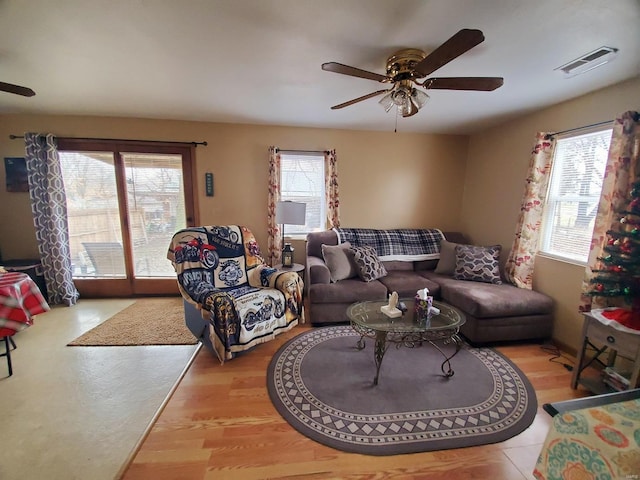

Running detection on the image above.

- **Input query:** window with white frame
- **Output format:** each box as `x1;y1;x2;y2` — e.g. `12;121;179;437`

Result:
539;128;612;264
280;152;325;236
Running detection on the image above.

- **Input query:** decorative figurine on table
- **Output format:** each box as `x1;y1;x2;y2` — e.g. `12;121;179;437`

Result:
381;291;402;318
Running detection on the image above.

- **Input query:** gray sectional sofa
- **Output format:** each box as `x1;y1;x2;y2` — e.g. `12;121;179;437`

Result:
305;229;553;344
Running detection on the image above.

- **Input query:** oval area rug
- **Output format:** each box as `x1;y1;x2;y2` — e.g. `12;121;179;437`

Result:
267;325;537;455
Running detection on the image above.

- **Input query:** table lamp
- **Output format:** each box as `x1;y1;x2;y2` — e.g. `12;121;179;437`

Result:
275;200;306;267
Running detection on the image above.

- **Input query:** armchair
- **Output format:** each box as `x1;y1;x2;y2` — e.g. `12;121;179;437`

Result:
167;225;304;362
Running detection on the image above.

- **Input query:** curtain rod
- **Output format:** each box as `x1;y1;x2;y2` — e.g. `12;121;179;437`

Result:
9;134;207;147
276;148;329;154
545;119;612;139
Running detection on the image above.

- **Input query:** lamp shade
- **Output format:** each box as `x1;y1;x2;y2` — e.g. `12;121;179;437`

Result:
275;201;306;225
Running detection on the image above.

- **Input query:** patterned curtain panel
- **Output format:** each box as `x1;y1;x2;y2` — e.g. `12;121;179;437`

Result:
580;111;639;313
267;146;282;265
324;149;340;228
24;133;79;306
504;133;556;289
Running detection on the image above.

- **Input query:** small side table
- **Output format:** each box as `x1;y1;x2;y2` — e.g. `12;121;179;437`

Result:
0;272;50;377
571;312;640;393
274;262;305;281
3;259;48;302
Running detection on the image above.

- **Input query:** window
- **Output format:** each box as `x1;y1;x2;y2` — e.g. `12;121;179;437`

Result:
57;138;196;297
540;128;612;263
280;152;325;236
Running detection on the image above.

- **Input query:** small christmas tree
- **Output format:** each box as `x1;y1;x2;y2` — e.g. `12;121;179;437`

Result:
588;178;640;329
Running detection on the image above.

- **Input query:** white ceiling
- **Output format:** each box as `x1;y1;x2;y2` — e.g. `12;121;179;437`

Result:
1;0;639;134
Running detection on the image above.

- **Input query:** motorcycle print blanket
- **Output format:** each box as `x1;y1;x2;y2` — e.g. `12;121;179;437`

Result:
167;225;304;362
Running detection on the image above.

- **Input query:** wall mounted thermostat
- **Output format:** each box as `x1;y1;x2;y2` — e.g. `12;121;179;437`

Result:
205;173;214;196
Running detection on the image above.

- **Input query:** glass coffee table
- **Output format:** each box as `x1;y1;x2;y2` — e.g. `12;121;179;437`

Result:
346;299;466;385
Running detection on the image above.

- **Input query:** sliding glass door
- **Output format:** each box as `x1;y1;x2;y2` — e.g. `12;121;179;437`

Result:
58;139;197;297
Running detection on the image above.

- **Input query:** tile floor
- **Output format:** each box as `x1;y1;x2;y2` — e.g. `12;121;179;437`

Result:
0;298;198;480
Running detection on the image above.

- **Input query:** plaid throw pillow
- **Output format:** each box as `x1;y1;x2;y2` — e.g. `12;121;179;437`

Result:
352;246;387;282
453;244;502;284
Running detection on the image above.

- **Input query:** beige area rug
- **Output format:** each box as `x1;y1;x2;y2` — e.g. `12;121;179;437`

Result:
68;297;198;346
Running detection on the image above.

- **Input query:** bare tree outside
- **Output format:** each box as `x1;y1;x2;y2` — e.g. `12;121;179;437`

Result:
542;129;612;262
560;134;609;227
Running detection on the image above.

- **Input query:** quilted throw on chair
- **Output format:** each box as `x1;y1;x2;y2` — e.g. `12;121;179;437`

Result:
168;225;304;362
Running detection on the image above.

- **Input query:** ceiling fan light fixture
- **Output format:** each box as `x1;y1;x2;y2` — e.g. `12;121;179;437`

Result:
378;91;395;112
326;29;503;119
391;86;410;106
399;99;416;117
379;83;427;116
411;88;429;109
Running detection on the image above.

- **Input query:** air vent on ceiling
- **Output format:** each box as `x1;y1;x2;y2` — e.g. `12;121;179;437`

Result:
555;46;618;78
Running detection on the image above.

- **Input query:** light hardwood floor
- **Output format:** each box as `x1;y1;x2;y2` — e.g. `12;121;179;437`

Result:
121;322;590;480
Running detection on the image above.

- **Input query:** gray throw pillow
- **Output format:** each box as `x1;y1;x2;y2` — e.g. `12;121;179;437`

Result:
352;245;387;282
321;242;357;282
434;239;459;275
454;244;503;284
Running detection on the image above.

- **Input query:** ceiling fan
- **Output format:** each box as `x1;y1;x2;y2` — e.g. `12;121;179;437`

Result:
0;81;36;97
321;29;503;118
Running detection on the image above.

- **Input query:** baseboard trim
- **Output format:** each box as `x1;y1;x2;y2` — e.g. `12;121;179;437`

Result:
114;342;203;479
552;337;578;358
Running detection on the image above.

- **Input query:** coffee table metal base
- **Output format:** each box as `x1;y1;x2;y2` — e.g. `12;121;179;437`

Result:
352;323;463;385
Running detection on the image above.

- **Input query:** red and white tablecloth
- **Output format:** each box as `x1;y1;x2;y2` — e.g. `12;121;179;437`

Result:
0;272;50;336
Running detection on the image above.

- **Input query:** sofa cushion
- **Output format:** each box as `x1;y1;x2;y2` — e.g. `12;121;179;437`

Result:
454;244;502;285
310;278;388;304
307;255;331;284
306;230;338;258
461;312;553;344
434;239;459;275
352;246;388;282
322;242;357;282
378;271;441;298
414;259;439;271
440;279;553;318
383;260;414;272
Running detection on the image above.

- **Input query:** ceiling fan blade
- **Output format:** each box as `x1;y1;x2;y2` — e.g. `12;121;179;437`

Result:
322;62;388;83
0;81;36;97
424;77;504;91
414;29;485;76
331;89;391;109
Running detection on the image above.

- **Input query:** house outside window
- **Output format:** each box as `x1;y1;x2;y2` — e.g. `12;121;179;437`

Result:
279;152;325;237
539;128;612;264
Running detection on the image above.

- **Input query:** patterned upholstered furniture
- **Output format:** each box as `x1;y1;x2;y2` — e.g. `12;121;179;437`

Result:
534;394;640;479
168;225;304;362
306;228;553;344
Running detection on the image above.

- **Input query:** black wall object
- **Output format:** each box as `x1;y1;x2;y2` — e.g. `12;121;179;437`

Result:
205;173;214;197
4;157;28;192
